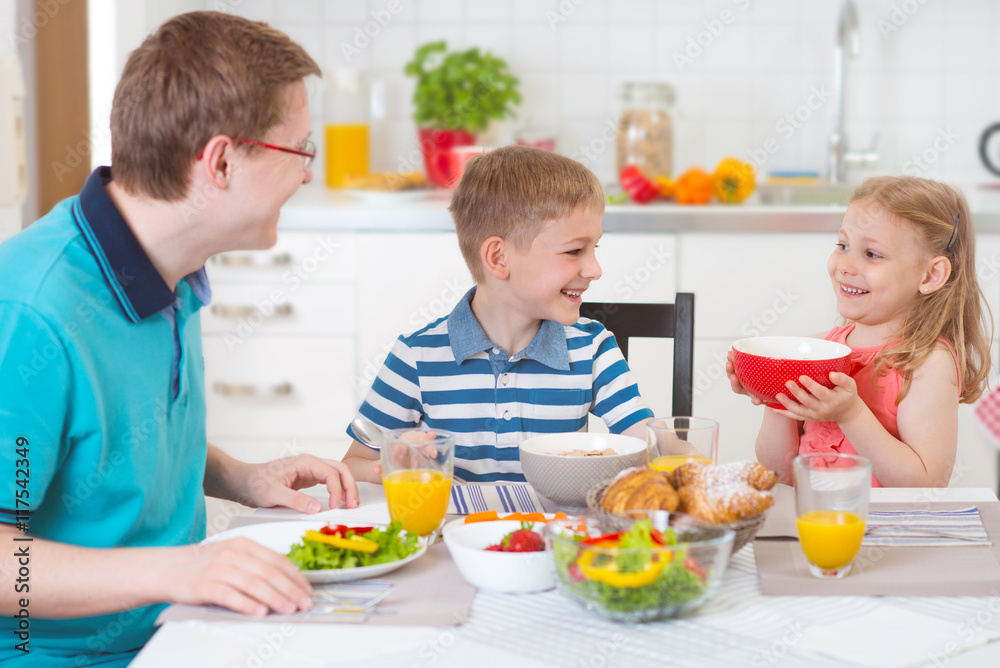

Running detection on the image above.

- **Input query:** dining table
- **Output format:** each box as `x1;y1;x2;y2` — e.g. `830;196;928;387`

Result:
132;483;1000;668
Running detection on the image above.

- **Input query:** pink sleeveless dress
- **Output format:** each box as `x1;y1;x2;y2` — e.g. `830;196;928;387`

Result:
798;324;901;488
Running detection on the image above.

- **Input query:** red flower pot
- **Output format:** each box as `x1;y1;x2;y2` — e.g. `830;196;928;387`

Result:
419;127;476;188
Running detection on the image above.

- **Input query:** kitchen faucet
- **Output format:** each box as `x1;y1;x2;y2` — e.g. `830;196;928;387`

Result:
828;0;878;184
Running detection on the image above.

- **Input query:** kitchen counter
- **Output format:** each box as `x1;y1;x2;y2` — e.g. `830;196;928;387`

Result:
279;181;1000;232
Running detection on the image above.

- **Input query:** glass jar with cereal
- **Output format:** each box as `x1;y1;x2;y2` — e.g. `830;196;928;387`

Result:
616;82;675;179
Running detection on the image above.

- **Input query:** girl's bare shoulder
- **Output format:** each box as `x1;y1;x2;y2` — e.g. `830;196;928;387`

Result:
911;344;959;386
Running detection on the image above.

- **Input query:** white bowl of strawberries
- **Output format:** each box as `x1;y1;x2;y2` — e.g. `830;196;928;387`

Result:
442;520;554;593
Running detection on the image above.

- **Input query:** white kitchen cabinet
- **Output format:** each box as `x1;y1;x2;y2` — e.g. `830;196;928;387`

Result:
577;234;679;430
585;233;677;304
202;231;358;462
679;232;838;465
679;232;839;339
693;338;763;464
202;337;355;439
353;232;474;402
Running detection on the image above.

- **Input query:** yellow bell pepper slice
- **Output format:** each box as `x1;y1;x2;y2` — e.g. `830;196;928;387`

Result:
576;540;669;588
304;530;379;554
654;175;675;199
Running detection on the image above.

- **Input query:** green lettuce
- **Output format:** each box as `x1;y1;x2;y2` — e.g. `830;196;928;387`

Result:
286;521;420;570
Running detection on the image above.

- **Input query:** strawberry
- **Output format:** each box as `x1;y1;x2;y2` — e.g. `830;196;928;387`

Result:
503;529;545;552
482;523;546;553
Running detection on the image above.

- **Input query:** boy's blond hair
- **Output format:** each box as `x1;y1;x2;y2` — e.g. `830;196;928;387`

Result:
111;11;320;201
449;145;605;283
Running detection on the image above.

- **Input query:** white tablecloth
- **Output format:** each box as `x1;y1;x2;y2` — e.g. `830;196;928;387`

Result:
132;487;1000;668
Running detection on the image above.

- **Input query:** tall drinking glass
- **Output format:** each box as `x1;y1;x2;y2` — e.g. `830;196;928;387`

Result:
647;417;719;473
793;453;872;579
380;428;455;538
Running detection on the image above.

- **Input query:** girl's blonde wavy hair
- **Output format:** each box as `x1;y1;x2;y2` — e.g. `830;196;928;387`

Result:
850;176;992;404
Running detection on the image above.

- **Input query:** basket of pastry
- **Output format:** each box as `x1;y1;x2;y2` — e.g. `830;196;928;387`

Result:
586;460;778;554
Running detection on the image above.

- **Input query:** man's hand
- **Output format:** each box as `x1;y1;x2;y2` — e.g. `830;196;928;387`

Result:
205;446;360;512
160;538;312;616
230;454;360;513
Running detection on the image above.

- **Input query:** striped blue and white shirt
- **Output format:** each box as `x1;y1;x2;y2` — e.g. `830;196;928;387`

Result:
347;289;652;482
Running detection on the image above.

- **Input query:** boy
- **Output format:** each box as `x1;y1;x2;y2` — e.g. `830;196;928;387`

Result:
343;146;652;483
0;12;357;666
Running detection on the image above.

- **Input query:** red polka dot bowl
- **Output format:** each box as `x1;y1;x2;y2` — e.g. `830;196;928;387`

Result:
731;336;852;408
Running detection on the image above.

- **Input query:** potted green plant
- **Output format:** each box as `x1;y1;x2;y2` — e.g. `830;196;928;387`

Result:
404;41;520;187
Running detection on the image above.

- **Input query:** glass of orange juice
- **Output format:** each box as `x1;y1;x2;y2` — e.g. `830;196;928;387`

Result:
793;453;872;579
380;428;455;539
646;417;719;473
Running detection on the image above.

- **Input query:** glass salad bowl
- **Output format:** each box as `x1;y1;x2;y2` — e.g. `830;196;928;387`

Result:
545;511;733;623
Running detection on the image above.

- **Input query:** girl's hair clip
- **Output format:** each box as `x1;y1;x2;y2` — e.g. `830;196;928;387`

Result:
946;212;959;252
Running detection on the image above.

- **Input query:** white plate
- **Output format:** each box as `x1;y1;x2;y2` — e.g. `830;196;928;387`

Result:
205;521;429;584
342;188;435;204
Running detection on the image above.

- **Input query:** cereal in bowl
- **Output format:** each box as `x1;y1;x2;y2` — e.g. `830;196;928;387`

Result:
559;448;617;457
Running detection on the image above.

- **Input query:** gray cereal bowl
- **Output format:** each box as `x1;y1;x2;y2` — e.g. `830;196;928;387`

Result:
519;433;647;509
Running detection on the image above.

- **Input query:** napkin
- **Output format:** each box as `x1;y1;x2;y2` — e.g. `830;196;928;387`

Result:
157;542;476;627
448;483;543;515
795;605;1000;668
974;384;1000;449
863;506;991;547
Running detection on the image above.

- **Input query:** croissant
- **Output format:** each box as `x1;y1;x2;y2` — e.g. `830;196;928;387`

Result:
600;468;678;513
676;483;774;523
670;460;778;492
625;478;679;513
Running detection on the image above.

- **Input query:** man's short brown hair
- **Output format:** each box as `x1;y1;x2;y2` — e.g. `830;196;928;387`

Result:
110;11;321;201
448;145;605;283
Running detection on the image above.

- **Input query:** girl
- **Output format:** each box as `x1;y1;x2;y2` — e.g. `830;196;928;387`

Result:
728;176;991;487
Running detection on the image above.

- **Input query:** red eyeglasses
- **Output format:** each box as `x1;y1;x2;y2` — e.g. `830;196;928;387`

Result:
233;137;316;168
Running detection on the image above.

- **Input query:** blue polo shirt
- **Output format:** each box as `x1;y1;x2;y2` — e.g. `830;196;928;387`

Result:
0;168;209;666
347;287;652;482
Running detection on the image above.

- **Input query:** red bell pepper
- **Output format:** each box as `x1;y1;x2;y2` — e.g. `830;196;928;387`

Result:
582;531;625;546
619;165;659;204
319;525;375;537
581;528;668;546
685;556;707;580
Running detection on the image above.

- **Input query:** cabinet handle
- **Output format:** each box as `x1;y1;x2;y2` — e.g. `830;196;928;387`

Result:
212;252;293;267
210;304;293;319
212;382;293;398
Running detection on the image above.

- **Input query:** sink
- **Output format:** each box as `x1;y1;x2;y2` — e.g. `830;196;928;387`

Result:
755;183;857;206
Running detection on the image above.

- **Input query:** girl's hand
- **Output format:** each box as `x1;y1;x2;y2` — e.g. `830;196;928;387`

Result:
774;372;864;423
726;351;764;405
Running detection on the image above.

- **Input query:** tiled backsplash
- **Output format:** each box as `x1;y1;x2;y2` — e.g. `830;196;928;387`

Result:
213;0;998;186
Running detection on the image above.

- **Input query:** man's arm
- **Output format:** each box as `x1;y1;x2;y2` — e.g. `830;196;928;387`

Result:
0;523;312;618
205;443;360;511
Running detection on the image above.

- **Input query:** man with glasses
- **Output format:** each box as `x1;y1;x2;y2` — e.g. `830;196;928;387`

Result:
0;12;355;666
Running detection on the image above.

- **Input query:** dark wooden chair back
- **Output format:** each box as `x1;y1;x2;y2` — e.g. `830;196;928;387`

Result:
580;293;695;416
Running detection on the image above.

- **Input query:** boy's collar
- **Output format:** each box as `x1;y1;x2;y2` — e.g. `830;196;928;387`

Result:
448;287;570;370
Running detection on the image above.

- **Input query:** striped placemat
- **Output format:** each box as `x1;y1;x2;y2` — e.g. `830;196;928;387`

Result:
863;506;991;547
448;483;542;515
